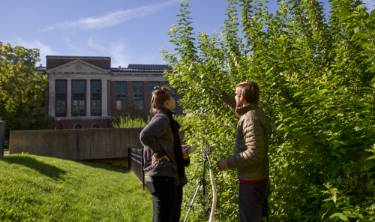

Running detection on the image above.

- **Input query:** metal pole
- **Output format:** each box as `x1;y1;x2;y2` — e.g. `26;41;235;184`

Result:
207;154;217;222
183;180;201;222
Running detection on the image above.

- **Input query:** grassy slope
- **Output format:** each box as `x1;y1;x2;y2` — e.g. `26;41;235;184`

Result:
0;154;151;222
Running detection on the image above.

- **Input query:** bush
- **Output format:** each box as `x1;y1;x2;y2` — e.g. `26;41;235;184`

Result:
164;0;375;221
112;116;146;128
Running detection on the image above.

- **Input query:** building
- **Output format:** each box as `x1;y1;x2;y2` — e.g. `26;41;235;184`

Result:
41;55;179;129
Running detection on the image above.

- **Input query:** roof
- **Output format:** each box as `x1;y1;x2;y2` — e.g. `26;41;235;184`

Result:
46;56;111;70
43;55;172;73
111;64;172;73
127;64;172;71
36;66;46;72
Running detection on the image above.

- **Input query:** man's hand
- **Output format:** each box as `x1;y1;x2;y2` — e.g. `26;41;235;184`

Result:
183;152;189;159
181;144;192;160
217;159;228;171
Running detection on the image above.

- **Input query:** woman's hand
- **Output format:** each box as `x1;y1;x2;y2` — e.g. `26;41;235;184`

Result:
151;154;170;165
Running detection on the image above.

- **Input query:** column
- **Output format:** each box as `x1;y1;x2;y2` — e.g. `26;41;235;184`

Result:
67;79;72;118
102;78;108;117
86;79;91;117
48;77;55;117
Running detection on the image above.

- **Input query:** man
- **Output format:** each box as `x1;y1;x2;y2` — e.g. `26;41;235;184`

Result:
217;81;269;222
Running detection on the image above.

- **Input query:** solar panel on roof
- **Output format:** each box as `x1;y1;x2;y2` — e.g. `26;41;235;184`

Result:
127;64;171;71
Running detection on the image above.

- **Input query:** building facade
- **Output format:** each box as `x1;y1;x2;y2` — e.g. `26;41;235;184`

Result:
42;56;178;129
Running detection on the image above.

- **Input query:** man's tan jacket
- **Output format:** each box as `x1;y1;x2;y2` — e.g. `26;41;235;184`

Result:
226;103;269;180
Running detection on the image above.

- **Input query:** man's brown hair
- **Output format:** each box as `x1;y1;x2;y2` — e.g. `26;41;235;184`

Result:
151;86;172;113
236;81;259;104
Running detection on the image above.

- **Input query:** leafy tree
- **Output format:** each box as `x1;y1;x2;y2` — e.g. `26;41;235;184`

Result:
0;42;51;132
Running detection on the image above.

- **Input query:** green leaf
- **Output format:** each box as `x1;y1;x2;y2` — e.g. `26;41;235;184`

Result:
329;212;349;221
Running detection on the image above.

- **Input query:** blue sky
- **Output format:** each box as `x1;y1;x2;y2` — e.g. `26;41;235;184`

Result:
1;0;374;67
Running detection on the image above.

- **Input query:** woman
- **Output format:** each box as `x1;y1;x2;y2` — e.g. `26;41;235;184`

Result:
139;86;189;222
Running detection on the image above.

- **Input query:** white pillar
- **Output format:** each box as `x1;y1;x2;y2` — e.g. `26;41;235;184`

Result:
86;79;91;117
67;79;72;118
102;78;108;117
48;77;55;117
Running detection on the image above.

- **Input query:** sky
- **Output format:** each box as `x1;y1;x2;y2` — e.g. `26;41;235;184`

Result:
1;0;374;67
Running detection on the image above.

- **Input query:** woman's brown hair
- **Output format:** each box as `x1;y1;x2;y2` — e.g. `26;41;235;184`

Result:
150;86;173;113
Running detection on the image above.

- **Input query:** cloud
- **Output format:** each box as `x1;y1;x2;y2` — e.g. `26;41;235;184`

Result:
63;35;93;54
87;36;163;66
42;0;177;31
87;36;129;67
15;39;57;65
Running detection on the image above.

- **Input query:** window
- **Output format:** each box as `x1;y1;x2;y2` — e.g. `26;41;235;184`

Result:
91;80;101;116
133;81;144;112
72;80;86;116
115;81;127;112
147;81;159;97
55;80;67;117
168;85;177;99
146;82;159;111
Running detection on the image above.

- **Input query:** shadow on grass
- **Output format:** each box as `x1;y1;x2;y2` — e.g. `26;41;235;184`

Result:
0;155;66;180
75;161;146;188
78;160;130;173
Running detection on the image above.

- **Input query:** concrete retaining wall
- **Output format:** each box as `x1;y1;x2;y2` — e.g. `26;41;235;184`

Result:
9;128;142;160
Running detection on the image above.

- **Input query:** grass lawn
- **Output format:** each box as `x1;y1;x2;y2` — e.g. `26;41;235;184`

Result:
0;154;151;222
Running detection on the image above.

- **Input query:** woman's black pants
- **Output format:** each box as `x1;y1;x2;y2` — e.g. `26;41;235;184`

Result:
147;176;176;222
173;185;183;222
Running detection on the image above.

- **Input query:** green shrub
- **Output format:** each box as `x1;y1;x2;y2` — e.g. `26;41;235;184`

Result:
164;0;375;221
112;116;146;128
